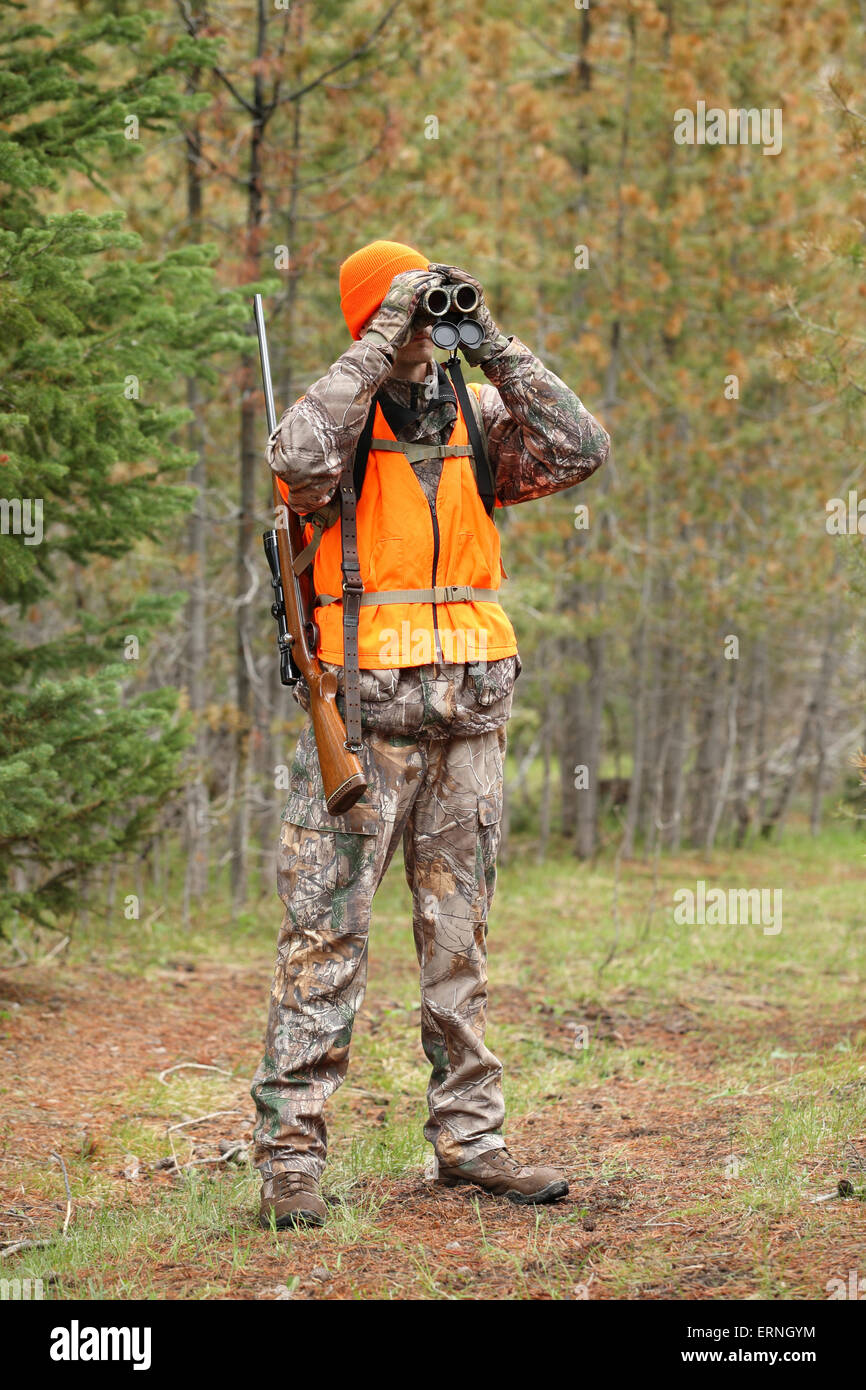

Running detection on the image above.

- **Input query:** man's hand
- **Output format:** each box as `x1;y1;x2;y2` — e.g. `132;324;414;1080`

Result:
426;262;509;364
361;268;445;351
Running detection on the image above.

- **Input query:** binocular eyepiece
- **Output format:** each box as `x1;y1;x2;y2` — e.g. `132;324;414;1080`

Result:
418;281;485;351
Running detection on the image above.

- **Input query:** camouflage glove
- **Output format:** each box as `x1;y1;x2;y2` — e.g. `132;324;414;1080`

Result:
361;268;445;351
426;262;510;365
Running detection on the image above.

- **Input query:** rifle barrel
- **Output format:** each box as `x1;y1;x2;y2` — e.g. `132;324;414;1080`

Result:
252;293;305;662
253;293;278;435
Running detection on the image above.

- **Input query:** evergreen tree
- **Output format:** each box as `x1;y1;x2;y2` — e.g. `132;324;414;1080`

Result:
0;4;244;930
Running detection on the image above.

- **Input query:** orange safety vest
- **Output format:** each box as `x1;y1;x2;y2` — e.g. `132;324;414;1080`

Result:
280;384;518;669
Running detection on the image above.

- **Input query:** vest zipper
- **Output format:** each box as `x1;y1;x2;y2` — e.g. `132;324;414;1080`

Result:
427;496;442;664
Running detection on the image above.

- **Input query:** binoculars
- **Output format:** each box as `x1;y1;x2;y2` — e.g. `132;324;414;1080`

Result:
418;281;485;351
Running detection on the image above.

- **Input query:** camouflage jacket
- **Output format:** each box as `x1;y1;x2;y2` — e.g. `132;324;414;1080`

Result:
267;334;610;738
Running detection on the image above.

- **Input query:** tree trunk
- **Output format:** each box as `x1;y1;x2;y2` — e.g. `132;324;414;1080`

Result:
761;621;836;840
705;659;740;852
622;615;649;859
536;702;553;863
810;724;827;836
755;642;770;826
183;377;209;916
689;663;725;848
662;693;687;851
179;39;209;922
622;486;652;859
576;633;604;859
731;657;760;849
229;7;268;913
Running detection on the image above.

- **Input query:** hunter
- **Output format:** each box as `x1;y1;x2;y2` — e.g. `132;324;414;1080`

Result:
251;240;610;1228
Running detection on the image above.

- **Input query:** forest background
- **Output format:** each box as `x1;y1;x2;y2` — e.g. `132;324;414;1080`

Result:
2;0;865;936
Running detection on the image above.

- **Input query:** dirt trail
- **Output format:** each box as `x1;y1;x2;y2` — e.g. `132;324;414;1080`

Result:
1;961;863;1300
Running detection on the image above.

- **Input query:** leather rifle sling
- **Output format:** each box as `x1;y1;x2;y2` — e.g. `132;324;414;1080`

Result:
339;401;377;751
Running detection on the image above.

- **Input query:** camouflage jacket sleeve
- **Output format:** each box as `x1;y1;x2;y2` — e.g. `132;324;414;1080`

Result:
476;337;610;505
266;337;396;513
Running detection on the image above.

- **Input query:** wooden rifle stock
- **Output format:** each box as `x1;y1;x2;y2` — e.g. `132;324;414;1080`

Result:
254;295;367;815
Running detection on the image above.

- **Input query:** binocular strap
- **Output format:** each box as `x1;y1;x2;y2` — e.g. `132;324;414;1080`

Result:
444;355;496;517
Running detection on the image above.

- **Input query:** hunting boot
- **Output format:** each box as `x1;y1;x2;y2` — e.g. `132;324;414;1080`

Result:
258;1170;327;1229
435;1147;568;1205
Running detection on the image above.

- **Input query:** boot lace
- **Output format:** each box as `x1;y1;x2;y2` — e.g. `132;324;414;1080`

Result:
489;1147;523;1175
274;1171;312;1199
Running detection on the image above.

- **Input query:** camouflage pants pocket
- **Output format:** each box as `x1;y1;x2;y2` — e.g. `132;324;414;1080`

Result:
477;723;506;898
275;819;338;931
276;721;385;929
278;799;380;933
477;794;502;901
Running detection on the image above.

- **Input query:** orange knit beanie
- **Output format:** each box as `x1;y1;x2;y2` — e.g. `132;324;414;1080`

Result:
339;239;429;340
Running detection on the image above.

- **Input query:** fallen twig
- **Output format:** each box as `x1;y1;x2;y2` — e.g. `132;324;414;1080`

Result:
0;928;72;972
0;1237;54;1258
184;1144;250;1169
41;935;70;965
154;1140;251;1174
51;1151;72;1238
157;1062;233;1085
0;1210;34;1226
165;1109;244;1134
707;1079;791;1101
1;1152;72;1258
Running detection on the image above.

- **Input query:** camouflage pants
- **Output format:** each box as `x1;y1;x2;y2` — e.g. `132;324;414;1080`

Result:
250;721;507;1181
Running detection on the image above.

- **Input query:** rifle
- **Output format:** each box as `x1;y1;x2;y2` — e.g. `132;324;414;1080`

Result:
253;294;367;815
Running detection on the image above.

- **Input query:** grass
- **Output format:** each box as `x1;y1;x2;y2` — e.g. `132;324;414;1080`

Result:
1;814;864;1299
